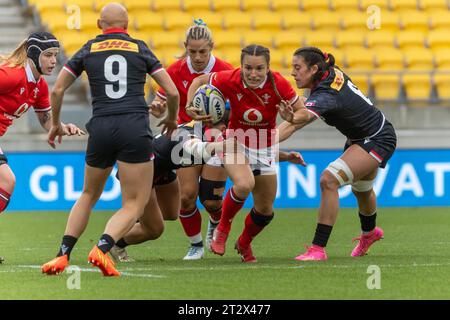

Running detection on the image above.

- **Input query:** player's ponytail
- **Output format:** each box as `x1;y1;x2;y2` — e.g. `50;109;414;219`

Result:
294;46;335;83
0;39;28;68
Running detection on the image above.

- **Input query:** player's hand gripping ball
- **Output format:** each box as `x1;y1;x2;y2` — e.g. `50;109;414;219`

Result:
192;84;226;124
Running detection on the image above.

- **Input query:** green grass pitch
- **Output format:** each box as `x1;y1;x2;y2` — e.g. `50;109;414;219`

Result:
1;208;450;299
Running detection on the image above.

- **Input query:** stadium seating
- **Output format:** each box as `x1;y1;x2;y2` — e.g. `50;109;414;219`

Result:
27;0;450;102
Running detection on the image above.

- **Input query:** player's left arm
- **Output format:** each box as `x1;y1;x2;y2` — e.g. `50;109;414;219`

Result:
278;150;306;166
35;110;84;136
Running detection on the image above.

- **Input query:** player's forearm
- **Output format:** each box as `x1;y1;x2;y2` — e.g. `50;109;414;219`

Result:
165;93;179;121
37;111;53;132
278;121;302;143
278;150;289;162
50;89;64;126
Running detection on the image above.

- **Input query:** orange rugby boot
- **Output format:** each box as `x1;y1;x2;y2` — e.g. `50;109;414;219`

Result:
87;246;120;277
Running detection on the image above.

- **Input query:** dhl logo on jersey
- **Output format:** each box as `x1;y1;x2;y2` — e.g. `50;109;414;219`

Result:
90;40;139;53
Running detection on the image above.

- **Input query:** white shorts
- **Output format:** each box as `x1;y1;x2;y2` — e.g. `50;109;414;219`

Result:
244;145;277;176
206;154;223;167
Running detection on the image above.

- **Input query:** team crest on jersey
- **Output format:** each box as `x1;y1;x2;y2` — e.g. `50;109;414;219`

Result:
33;87;39;98
261;93;271;105
90;40;139;53
182;80;189;88
243;109;263;123
20;87;25;95
237;93;243;101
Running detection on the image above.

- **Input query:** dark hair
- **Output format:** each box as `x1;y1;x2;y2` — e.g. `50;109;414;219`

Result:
293;46;335;83
240;44;283;104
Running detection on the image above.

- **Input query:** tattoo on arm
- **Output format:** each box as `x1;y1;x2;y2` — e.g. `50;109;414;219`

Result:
38;111;52;129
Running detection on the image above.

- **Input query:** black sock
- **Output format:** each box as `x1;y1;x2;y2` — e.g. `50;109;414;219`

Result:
115;238;129;249
192;241;203;247
97;234;115;254
57;235;78;259
312;223;333;248
359;212;377;233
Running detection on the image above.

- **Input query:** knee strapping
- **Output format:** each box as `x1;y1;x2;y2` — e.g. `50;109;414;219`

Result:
352;179;375;192
325;159;354;186
199;178;226;203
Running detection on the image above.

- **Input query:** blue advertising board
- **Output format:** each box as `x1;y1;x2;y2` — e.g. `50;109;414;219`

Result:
6;149;450;210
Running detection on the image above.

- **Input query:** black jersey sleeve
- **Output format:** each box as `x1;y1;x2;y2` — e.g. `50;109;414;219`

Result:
305;90;339;118
139;41;163;75
64;41;91;77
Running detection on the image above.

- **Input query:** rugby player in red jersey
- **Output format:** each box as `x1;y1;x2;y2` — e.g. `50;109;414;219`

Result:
0;32;83;215
146;20;234;260
278;47;397;260
185;45;304;262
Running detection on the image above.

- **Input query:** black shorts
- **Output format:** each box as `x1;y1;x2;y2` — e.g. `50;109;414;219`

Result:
344;121;397;168
153;170;177;186
85;113;153;169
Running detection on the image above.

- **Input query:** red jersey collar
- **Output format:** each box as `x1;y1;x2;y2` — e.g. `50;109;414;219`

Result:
311;69;330;91
103;28;128;35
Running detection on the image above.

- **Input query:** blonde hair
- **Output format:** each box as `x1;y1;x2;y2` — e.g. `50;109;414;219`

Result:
180;19;213;59
0;39;28;68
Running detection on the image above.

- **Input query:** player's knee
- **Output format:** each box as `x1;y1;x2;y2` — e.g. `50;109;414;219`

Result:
180;190;198;209
320;171;341;192
233;178;255;196
352;179;375;194
143;222;165;240
202;200;222;213
163;209;179;221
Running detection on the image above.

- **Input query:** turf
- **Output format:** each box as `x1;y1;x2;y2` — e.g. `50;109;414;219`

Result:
1;208;450;300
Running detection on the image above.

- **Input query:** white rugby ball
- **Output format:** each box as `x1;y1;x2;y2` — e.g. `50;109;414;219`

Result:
192;84;226;124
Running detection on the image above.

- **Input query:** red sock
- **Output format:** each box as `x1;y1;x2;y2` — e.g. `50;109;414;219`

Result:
179;207;202;238
0;187;11;213
239;209;274;247
218;187;246;234
205;206;222;224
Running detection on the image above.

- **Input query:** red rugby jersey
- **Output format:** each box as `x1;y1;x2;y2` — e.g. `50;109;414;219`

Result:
209;68;298;148
0;63;50;136
157;55;233;124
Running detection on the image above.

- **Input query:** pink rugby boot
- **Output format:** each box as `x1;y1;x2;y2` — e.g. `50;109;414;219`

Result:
295;245;328;261
351;227;384;257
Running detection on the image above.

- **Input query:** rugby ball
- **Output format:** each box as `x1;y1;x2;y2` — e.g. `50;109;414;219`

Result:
192;84;226;124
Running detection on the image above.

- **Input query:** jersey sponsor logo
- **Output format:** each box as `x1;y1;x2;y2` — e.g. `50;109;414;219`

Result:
182;80;189;88
90;40;139;53
237;93;243;101
330;68;345;91
243;109;263;123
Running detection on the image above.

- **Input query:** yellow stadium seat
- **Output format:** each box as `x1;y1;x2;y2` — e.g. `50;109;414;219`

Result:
359;0;389;11
128;31;151;43
365;30;395;49
341;12;373;30
282;12;312;30
389;0;419;11
344;48;375;70
300;0;330;11
399;11;430;32
181;0;211;12
211;0;242;12
329;0;360;12
270;0;300;12
123;0;152;12
427;31;449;52
335;31;365;50
215;48;241;66
40;11;69;33
94;0;124;11
156;47;185;66
164;12;195;31
77;11;99;31
188;11;224;30
403;74;432;100
418;0;449;12
149;32;183;50
65;0;94;11
222;11;253;30
433;74;450;99
269;50;287;69
348;74;370;97
252;12;283;31
375;48;405;70
371;74;401;100
396;31;426;50
429;12;450;31
56;30;91;56
241;0;271;12
303;31;336;49
378;11;401;31
327;49;345;67
273;31;303;50
134;12;164;31
213;31;243;49
33;0;65;13
311;11;342;30
151;0;181;12
433;49;450;70
404;48;434;70
241;31;274;48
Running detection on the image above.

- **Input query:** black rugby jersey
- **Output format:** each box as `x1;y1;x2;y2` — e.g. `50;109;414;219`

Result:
153;121;209;173
64;28;163;116
305;67;387;140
